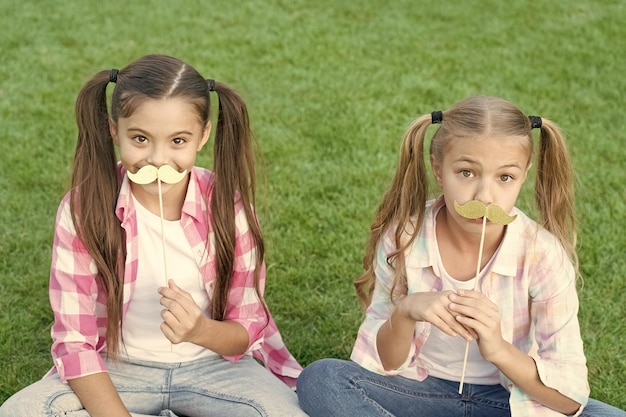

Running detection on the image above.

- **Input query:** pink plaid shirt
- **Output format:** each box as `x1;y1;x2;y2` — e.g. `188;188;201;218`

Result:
351;197;590;417
48;165;302;388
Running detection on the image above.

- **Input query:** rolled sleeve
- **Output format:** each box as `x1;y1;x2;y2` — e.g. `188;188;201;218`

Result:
54;350;107;382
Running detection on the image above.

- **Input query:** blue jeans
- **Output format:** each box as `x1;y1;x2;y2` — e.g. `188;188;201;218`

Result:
296;359;626;417
0;355;307;417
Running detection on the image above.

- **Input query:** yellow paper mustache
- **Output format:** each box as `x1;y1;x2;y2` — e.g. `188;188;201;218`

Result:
127;165;188;185
453;200;517;225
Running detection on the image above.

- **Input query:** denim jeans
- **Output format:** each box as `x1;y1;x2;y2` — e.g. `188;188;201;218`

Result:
0;355;307;417
296;359;626;417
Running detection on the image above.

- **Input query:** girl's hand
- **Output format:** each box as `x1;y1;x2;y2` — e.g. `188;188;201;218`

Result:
158;279;205;344
448;289;505;362
400;291;475;342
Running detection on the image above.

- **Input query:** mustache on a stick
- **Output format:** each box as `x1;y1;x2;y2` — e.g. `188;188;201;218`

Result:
127;165;188;185
126;164;187;353
453;200;517;225
453;199;515;395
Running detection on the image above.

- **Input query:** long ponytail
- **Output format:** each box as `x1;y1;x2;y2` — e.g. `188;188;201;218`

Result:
535;118;578;270
70;70;124;358
355;114;432;307
210;82;267;323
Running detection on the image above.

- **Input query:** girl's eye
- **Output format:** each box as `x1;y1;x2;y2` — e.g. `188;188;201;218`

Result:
500;174;513;182
172;137;187;145
133;136;148;143
460;170;473;178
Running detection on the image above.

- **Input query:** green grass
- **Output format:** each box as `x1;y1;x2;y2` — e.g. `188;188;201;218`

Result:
1;0;624;410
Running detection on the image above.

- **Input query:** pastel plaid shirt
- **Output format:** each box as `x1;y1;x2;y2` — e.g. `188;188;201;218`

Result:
48;165;302;388
351;197;590;417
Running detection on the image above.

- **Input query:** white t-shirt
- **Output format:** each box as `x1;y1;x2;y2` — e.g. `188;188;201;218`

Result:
120;196;215;362
418;217;501;384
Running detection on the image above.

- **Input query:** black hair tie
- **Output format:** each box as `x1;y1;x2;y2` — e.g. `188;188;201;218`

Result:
529;115;542;129
207;79;216;92
109;69;119;83
431;110;443;124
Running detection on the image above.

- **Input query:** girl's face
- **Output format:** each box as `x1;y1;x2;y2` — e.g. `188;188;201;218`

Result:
110;97;210;207
431;135;531;236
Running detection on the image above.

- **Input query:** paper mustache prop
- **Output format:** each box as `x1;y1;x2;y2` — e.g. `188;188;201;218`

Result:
127;165;188;285
127;164;188;185
454;200;516;394
453;200;517;225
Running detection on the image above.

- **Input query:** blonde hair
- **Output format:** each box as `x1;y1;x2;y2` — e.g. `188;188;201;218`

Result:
355;96;577;307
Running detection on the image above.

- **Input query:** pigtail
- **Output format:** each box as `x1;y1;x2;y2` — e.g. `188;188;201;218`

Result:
210;82;267;323
70;70;124;358
534;118;578;270
355;114;432;307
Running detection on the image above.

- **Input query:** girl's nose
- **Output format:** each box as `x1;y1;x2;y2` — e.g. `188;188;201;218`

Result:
473;180;494;205
146;145;168;166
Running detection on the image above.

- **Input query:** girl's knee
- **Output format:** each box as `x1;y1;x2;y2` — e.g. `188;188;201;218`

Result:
0;377;81;417
298;358;344;391
297;359;356;403
580;399;626;417
298;359;373;417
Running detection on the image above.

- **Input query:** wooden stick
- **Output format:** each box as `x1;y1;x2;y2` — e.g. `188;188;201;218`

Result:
458;215;487;394
157;178;168;286
156;178;174;352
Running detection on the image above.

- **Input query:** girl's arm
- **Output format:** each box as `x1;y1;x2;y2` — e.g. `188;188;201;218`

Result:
451;290;581;415
159;280;250;355
377;291;474;370
188;318;249;355
487;341;581;415
68;373;131;417
376;302;418;370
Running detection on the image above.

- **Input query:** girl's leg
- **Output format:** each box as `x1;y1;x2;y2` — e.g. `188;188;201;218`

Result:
166;355;306;417
0;366;174;417
579;398;626;417
296;358;510;417
0;374;90;417
106;359;174;415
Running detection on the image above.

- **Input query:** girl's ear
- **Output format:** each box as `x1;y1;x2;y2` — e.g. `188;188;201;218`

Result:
197;121;211;151
431;154;443;187
109;118;119;145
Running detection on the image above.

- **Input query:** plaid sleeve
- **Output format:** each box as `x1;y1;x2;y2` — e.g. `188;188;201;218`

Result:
529;237;589;408
221;201;270;359
251;316;303;389
510;231;590;417
49;195;107;382
351;229;416;375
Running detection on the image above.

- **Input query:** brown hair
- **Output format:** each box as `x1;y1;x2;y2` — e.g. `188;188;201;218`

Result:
71;54;266;358
355;96;577;307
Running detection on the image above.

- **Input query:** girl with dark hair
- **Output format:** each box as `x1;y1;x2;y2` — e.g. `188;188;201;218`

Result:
296;96;625;417
0;54;306;417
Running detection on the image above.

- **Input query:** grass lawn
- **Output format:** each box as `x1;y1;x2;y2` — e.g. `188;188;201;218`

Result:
1;0;624;410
